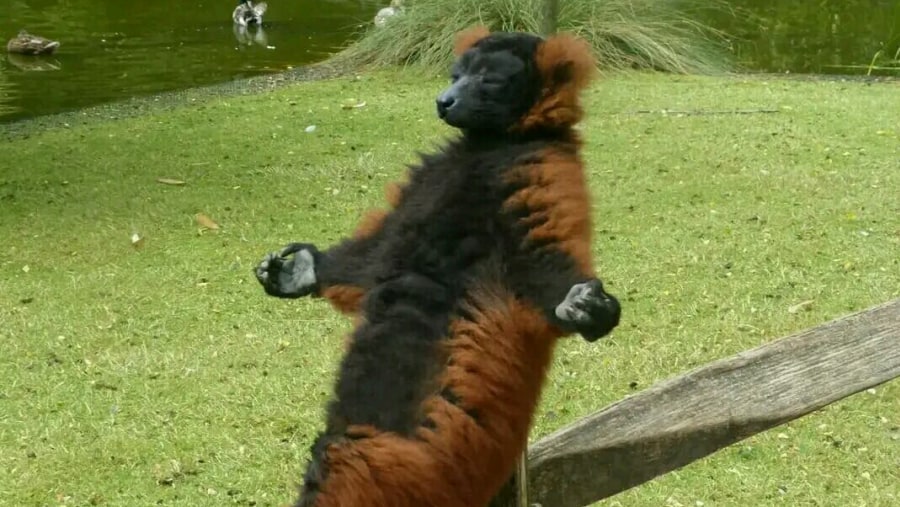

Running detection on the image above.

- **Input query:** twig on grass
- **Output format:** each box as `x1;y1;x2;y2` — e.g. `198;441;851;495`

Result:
616;108;781;116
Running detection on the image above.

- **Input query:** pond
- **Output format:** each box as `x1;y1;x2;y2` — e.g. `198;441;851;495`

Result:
0;0;384;122
1;0;898;123
708;0;900;76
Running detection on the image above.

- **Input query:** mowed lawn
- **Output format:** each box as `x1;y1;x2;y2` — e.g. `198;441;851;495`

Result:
0;70;897;507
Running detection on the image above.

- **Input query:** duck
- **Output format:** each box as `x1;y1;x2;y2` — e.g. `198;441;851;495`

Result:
6;30;59;55
233;0;267;27
374;0;403;28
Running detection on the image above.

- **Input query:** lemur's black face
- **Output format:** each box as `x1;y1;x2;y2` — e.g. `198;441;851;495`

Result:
436;33;544;131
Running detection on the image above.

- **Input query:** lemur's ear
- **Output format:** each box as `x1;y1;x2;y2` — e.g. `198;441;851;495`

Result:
536;33;597;93
515;33;598;131
453;25;491;56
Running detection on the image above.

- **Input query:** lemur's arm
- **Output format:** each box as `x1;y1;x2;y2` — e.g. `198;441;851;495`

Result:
504;151;621;341
255;185;402;314
254;235;380;315
509;245;620;342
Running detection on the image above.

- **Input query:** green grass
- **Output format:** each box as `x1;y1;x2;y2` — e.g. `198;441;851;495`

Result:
336;0;732;74
1;71;899;507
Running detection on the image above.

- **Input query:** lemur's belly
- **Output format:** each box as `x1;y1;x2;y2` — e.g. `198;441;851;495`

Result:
314;282;561;507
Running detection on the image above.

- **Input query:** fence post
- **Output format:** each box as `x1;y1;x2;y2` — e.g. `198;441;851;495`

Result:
541;0;560;36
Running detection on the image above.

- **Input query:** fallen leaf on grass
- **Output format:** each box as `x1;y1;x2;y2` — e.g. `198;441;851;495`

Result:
131;232;145;249
788;300;814;314
195;213;220;230
341;98;367;110
156;177;186;186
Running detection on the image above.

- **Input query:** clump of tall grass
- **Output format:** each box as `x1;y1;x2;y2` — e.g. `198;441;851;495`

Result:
333;0;733;74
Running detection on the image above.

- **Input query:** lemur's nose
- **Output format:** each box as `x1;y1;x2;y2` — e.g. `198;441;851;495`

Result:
436;95;456;117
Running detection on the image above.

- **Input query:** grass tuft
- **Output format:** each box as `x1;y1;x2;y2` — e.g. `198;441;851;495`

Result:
333;0;733;74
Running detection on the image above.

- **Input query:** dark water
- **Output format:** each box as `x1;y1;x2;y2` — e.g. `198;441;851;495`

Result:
1;1;898;122
708;0;900;75
0;0;382;122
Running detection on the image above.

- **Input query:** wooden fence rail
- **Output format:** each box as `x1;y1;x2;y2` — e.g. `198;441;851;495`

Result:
496;298;900;507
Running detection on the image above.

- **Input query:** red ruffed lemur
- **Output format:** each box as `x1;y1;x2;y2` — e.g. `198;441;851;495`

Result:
255;26;622;507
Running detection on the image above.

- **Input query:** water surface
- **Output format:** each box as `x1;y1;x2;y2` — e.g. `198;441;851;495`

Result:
0;0;383;121
2;0;898;123
708;0;900;75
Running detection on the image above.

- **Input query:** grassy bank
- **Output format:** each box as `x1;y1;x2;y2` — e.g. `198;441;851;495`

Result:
1;70;898;506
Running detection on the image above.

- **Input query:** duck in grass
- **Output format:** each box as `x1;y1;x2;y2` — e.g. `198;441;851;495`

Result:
233;0;267;27
6;30;59;55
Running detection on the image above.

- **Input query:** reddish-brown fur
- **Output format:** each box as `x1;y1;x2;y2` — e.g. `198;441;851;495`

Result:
320;182;407;314
303;28;599;507
453;25;490;56
312;285;560;507
516;33;597;132
503;149;595;275
320;286;366;315
310;152;595;505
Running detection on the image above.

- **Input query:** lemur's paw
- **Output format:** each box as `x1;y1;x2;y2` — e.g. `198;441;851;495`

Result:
555;279;621;342
255;243;319;298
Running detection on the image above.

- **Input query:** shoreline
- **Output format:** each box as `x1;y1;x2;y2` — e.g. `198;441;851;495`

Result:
2;63;897;141
0;59;353;141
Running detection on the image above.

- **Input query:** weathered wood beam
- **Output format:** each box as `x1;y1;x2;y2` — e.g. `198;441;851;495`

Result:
496;298;900;507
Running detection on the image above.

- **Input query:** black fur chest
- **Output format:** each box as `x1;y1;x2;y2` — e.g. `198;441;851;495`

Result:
373;138;549;284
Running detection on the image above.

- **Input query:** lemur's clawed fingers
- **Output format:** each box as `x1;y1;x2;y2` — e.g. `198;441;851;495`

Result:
254;244;320;299
555;279;621;342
